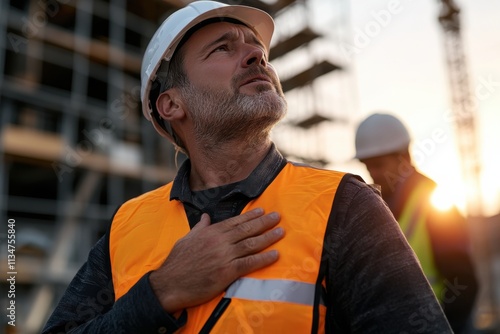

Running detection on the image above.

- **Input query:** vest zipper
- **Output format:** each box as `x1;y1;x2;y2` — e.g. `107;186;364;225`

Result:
199;297;231;334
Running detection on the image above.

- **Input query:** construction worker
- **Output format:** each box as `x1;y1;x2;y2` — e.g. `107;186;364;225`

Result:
43;3;452;333
354;112;478;333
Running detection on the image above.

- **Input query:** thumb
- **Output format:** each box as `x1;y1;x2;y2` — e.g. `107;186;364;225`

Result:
192;213;211;231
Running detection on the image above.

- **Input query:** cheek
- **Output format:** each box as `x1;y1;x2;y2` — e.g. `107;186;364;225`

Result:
267;63;276;74
266;64;281;84
189;63;231;85
366;167;385;182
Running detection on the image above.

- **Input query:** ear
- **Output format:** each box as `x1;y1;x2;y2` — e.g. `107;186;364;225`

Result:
156;89;185;122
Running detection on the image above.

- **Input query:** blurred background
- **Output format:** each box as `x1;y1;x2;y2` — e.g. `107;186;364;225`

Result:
0;0;498;333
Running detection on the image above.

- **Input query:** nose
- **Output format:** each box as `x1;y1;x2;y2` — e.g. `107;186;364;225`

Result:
242;44;267;68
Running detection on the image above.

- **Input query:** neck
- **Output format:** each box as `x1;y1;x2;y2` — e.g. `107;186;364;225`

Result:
187;138;272;191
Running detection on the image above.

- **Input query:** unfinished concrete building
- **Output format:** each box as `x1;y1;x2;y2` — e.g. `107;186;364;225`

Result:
0;0;349;332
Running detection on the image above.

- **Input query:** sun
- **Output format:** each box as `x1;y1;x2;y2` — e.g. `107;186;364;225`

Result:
430;182;467;214
431;185;455;211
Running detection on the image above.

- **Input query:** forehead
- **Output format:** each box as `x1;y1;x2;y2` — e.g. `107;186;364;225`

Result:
182;21;264;51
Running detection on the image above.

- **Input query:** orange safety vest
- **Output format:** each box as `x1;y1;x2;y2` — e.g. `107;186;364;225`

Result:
110;162;345;333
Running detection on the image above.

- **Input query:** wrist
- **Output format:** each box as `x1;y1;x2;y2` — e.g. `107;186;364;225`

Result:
149;270;184;313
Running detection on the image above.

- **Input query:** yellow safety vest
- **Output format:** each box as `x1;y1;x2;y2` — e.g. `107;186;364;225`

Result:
398;182;444;299
110;162;345;333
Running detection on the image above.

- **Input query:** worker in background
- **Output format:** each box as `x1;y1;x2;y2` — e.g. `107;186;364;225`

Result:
354;112;479;334
43;2;452;333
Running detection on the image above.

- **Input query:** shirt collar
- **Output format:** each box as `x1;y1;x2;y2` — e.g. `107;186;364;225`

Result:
170;143;287;202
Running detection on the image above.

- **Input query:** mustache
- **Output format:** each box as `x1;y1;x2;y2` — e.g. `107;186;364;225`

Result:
232;66;282;92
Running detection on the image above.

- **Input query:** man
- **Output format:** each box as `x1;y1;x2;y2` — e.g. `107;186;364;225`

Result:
354;112;478;333
43;2;452;333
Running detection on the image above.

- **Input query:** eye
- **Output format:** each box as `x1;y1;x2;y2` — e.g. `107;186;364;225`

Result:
211;44;229;53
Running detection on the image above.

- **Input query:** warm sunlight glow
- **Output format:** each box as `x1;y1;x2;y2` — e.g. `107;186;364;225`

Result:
481;172;500;216
431;185;456;211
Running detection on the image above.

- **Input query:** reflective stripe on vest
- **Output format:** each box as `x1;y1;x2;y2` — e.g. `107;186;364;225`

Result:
398;182;444;298
225;277;325;306
110;162;344;333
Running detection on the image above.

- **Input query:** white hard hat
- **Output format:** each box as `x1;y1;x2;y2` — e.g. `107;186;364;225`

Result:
140;1;275;142
354;113;411;160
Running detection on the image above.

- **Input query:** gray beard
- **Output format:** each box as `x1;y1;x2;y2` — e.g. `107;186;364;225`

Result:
181;82;287;148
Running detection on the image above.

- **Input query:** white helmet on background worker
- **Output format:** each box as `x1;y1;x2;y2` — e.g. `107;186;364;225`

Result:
140;1;274;143
354;113;411;160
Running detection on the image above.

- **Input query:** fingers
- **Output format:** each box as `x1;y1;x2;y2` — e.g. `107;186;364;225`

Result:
194;208;281;243
234;249;280;276
234;224;284;258
219;209;281;242
190;207;284;266
192;213;211;231
192;208;266;233
151;208;283;312
221;208;266;230
233;211;281;242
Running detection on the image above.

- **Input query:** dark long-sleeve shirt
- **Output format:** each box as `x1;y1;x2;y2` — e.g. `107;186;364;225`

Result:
42;145;452;333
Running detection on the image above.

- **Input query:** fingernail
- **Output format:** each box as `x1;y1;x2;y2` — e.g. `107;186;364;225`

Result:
269;212;279;219
274;227;284;236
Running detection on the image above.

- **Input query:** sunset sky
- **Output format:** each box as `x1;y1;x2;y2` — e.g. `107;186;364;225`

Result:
324;0;499;216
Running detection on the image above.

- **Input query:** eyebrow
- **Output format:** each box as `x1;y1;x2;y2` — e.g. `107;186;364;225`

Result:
199;28;266;56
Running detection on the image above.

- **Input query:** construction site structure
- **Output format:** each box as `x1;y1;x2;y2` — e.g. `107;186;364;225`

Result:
437;0;482;217
437;0;499;330
270;0;351;166
0;1;349;333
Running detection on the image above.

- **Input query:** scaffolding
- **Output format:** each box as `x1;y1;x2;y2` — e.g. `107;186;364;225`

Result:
0;1;351;333
437;0;499;330
0;1;181;332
